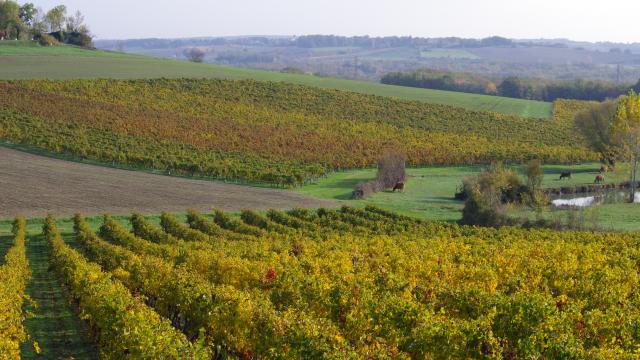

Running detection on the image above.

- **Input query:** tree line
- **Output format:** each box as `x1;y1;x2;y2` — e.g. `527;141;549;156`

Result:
0;1;92;47
292;35;514;49
381;69;640;102
575;91;640;202
102;35;521;51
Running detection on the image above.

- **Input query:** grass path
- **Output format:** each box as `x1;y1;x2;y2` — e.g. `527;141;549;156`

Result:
20;232;98;359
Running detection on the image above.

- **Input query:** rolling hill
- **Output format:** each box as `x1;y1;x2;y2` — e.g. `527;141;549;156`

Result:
0;79;595;186
0;41;552;118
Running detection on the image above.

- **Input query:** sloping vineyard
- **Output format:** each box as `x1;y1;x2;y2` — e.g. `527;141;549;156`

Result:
0;218;31;358
0;79;597;186
9;206;638;358
43;216;208;359
552;98;597;124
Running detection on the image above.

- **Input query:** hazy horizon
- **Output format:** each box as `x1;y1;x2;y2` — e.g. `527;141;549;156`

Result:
26;0;640;43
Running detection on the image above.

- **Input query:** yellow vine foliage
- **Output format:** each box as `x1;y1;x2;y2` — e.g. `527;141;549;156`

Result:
0;218;31;359
60;206;640;358
43;215;208;359
0;79;598;186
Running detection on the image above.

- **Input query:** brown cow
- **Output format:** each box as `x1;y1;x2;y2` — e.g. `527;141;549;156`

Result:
393;182;405;192
594;175;605;184
559;171;572;180
599;165;609;174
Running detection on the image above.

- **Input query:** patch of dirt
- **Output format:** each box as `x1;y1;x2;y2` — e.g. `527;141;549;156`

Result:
0;147;337;219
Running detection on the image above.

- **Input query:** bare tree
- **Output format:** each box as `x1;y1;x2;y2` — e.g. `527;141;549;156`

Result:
376;152;407;188
30;6;47;38
351;152;407;199
65;10;84;32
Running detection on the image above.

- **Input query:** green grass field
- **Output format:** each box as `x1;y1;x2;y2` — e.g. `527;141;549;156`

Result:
299;166;475;221
420;48;480;59
358;47;421;60
0;41;551;118
298;163;640;231
0;40;144;58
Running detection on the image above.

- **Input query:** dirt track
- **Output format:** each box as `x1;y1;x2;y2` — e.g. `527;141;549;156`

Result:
0;147;337;219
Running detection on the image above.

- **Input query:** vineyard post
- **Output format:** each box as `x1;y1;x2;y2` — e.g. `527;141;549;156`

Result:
632;139;638;202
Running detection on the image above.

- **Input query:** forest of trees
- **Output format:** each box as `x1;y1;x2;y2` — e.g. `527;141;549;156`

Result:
0;1;92;47
381;69;640;102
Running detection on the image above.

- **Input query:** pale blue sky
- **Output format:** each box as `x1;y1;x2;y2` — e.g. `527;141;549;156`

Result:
26;0;640;43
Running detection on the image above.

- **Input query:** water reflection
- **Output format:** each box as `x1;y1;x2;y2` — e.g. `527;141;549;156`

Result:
551;191;640;208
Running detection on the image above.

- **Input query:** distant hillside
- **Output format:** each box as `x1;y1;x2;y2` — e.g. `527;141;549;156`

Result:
95;35;640;84
0;41;551;118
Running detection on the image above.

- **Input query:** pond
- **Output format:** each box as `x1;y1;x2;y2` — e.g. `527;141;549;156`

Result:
551;190;640;208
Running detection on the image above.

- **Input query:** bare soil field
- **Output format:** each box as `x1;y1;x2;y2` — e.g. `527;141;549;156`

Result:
0;147;337;219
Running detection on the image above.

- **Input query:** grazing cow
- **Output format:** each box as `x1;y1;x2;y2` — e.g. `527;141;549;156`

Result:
392;182;405;192
599;165;608;174
559;171;572;180
352;189;365;200
594;175;605;184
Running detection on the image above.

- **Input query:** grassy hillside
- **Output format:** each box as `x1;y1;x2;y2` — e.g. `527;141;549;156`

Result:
0;41;551;118
0;79;596;186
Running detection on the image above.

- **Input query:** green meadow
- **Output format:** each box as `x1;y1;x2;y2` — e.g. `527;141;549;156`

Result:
297;163;640;231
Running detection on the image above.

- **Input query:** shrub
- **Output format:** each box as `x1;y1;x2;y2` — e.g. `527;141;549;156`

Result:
37;34;57;46
352;180;383;199
460;163;528;226
525;159;544;193
352;152;407;199
461;186;518;227
65;31;93;48
280;67;306;74
185;48;206;63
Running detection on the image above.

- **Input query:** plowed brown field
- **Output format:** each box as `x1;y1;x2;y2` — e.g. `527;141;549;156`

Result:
0;147;336;219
